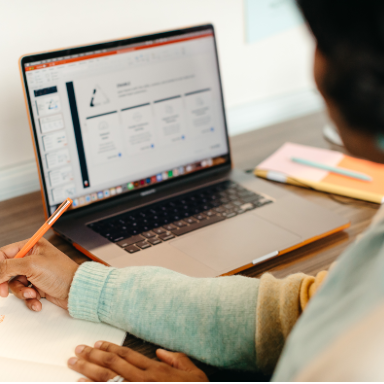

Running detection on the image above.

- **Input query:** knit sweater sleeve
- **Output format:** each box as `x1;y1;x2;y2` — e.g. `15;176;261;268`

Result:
68;262;328;373
68;262;259;371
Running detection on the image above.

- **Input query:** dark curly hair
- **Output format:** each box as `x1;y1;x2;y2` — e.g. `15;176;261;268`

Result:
297;0;384;134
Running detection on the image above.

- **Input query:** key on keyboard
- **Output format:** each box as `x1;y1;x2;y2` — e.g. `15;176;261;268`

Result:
88;181;273;254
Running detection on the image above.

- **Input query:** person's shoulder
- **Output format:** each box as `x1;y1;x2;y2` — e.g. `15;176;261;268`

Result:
328;215;384;281
294;301;384;381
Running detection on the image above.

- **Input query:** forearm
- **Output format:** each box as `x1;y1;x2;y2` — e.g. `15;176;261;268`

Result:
68;262;259;371
68;262;329;374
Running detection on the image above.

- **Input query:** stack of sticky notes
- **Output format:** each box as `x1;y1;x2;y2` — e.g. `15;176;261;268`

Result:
255;142;384;204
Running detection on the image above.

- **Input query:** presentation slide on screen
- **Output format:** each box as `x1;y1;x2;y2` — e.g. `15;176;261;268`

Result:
27;35;231;208
49;166;74;187
51;183;76;202
36;94;61;117
45;148;71;169
40;114;65;134
39;36;229;192
42;131;68;152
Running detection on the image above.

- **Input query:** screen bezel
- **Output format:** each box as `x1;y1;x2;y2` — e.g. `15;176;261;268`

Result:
20;24;232;218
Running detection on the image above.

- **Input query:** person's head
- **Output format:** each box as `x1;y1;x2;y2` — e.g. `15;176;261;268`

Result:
297;0;384;163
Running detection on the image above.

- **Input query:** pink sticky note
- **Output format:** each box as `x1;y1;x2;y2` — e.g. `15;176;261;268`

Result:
257;142;344;182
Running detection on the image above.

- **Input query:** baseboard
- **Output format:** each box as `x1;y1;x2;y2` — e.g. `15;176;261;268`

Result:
0;88;324;202
0;161;40;202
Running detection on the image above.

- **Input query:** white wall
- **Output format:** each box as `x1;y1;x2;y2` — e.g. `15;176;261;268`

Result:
0;0;316;169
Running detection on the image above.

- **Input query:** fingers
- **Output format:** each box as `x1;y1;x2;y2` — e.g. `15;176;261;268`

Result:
156;349;198;372
9;276;38;299
0;239;31;260
0;258;31;284
8;276;42;312
0;245;21;297
25;299;42;312
0;246;20;261
0;246;30;298
69;345;144;382
0;244;24;296
0;238;49;264
95;341;152;370
0;239;43;296
68;356;119;382
0;282;9;298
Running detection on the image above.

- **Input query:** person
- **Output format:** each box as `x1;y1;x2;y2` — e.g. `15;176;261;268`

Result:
2;0;384;380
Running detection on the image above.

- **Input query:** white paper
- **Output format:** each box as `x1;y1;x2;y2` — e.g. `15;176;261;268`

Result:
0;295;126;382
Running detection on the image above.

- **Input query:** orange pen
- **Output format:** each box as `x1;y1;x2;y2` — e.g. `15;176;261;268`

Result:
15;198;73;259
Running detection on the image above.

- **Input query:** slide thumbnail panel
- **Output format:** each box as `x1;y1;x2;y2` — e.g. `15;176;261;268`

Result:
45;148;71;169
42;131;68;152
39;114;64;134
48;166;74;187
51;183;76;203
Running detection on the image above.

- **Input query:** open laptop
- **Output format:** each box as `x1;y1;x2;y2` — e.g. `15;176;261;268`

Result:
20;24;349;277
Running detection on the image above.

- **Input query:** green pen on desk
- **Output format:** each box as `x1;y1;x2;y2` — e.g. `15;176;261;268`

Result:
291;157;373;182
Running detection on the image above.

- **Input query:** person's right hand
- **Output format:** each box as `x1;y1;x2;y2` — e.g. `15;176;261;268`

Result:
0;238;79;311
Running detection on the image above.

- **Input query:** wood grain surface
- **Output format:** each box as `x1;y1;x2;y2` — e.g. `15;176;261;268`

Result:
0;111;379;381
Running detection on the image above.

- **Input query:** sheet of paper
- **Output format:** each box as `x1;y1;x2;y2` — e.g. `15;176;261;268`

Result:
257;142;344;182
0;294;126;382
0;356;81;382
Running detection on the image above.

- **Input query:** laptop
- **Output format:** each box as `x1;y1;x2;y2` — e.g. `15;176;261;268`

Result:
20;24;349;277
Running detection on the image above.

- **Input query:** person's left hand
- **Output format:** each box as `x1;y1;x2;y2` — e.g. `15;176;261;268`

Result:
68;341;208;382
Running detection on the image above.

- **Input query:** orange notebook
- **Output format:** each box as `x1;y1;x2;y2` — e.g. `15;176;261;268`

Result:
255;143;384;204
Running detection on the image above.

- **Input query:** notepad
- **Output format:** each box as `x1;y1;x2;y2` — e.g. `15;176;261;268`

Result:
0;295;126;382
255;142;384;203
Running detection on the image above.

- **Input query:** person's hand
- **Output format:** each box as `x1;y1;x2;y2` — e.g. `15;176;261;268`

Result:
68;341;209;382
0;238;79;311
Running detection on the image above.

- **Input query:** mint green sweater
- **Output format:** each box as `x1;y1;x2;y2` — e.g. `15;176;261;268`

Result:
68;264;259;371
68;208;384;379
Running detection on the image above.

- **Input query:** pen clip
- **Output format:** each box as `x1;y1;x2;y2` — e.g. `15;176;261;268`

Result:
47;198;72;226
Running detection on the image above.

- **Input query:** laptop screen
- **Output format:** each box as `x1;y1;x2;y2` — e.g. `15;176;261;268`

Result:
22;26;230;214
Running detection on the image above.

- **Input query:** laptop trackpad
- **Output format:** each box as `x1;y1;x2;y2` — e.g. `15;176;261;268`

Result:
169;214;301;274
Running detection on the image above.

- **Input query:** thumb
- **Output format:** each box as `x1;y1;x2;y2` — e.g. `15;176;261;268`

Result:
0;239;32;261
156;350;198;372
0;258;31;284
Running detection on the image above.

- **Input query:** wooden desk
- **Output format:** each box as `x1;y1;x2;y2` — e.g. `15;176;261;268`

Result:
0;111;379;381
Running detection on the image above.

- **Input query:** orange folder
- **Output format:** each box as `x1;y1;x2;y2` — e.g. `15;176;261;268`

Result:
255;143;384;204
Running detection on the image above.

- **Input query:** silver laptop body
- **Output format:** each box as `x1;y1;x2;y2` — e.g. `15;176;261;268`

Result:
20;24;349;277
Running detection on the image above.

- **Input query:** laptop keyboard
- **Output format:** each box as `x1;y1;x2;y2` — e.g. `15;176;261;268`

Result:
88;181;273;254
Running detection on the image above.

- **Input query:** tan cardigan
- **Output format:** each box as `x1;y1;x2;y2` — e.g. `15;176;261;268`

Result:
256;270;328;374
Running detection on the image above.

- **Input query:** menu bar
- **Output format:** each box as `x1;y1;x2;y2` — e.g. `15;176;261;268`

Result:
24;31;213;72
